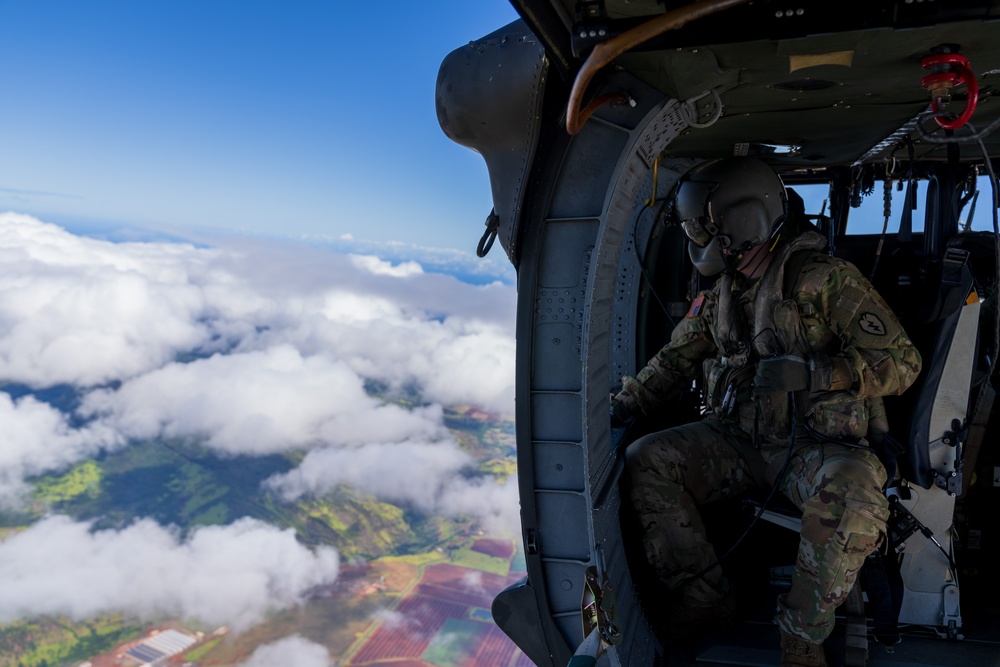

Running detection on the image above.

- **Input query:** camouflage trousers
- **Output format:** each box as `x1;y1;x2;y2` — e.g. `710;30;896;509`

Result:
624;418;889;642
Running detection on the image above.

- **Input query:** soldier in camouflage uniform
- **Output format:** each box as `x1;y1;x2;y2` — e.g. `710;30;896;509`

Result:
610;158;921;666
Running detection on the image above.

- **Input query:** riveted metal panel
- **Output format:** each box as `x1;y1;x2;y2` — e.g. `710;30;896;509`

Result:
534;441;586;491
531;391;583;442
533;320;582;390
549;123;629;220
535;491;591;560
542;559;590;615
538;219;599;287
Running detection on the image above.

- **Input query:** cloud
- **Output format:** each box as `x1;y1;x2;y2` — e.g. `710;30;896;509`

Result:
349;253;423;278
460;570;488;596
437;474;521;538
266;442;521;538
0;213;515;500
239;290;515;414
0;212;226;387
79;346;447;455
0;212;526;667
305;234;516;286
372;608;418;631
238;635;332;667
265;440;473;510
0;393;121;507
0;213;516;404
0;516;338;631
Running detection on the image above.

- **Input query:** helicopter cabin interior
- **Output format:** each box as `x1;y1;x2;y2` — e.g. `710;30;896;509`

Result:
437;1;1000;665
620;158;1000;666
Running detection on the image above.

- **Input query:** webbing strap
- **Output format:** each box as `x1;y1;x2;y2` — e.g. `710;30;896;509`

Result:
899;179;916;244
961;380;996;498
782;249;817;299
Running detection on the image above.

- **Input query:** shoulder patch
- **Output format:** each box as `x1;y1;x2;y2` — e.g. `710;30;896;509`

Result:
858;312;887;336
842;297;901;348
687;295;706;318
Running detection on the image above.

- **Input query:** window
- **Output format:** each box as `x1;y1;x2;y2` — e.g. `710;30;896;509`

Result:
790;176;995;235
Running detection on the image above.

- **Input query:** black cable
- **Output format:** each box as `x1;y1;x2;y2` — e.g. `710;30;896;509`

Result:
915;110;1000;145
889;496;959;583
632;197;678;331
869;173;894;282
802;419;871;452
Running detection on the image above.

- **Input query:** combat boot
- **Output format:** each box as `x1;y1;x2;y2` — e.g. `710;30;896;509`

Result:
778;629;827;667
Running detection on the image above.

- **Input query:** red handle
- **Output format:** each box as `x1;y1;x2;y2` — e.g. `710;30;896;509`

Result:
921;53;979;130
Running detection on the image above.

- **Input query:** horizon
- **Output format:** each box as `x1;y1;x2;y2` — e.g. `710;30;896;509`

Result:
0;1;520;253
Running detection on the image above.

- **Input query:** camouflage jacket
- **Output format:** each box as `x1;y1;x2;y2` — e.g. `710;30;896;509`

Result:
614;236;922;449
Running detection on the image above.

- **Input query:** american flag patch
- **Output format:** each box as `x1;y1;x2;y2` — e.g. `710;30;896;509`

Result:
687;295;705;318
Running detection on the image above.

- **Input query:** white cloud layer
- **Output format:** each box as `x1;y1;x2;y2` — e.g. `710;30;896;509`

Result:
0;212;520;630
0;212;515;497
79;346;447;455
0;516;338;630
0;212;515;412
239;635;332;667
267;441;521;538
0;213;224;387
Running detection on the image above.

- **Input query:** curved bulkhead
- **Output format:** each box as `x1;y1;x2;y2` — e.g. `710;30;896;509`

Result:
439;20;705;666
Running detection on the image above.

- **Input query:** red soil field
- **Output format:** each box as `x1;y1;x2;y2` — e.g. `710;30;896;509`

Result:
470;538;516;560
422;563;510;594
416;582;493;609
466;624;519;667
349;561;529;666
350;595;467;664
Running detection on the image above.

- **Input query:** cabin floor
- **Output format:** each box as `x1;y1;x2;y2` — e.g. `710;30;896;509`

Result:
631;502;1000;667
655;534;1000;667
666;615;1000;667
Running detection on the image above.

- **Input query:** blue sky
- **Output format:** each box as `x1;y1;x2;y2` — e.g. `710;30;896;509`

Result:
0;1;520;251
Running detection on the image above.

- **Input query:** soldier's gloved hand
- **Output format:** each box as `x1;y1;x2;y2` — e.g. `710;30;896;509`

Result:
754;354;832;395
610;396;634;428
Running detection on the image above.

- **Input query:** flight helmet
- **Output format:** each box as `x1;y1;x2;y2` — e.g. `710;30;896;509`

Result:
674;157;787;276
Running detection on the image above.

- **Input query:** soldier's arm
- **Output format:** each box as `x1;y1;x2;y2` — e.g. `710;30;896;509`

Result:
805;259;922;399
614;290;719;416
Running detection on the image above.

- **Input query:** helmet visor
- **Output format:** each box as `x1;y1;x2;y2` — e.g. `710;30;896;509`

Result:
679;217;718;248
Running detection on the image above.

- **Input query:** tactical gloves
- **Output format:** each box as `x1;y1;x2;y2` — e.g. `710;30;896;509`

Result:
753;354;831;396
610;396;635;427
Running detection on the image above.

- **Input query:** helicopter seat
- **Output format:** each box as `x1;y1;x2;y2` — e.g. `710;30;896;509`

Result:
873;240;981;639
743;233;985;650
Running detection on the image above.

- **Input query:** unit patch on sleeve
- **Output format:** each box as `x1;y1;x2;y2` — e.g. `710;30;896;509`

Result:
687;295;706;318
858;312;887;336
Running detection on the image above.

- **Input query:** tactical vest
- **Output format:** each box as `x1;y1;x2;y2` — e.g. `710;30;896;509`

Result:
704;231;882;448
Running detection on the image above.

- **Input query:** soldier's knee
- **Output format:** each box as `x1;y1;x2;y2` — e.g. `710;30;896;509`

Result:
808;460;889;535
624;432;684;483
624;435;654;476
815;449;887;493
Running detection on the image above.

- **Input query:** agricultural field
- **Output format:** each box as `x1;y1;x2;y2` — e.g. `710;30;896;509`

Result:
340;549;529;666
0;407;523;666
